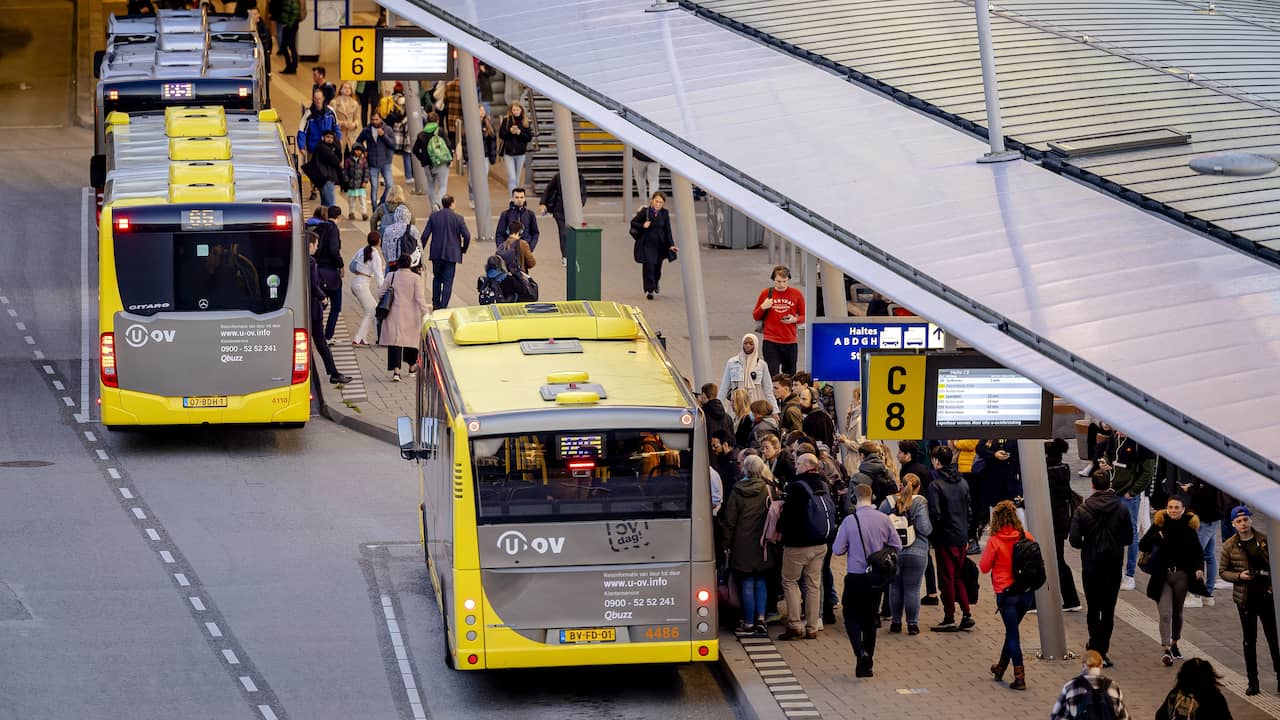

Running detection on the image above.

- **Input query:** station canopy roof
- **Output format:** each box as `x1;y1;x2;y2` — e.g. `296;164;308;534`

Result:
382;0;1280;515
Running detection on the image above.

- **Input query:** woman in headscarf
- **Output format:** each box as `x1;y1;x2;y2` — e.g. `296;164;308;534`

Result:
719;333;777;414
381;205;419;271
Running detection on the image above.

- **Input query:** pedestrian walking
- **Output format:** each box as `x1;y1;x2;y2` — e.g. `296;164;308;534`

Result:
496;221;536;287
629;191;677;300
331;81;362;156
277;0;300;74
311;205;344;342
423;196;471;309
980;500;1036;690
631;146;661;204
538;171;586;267
1219;505;1280;695
834;482;901;677
356;113;397;207
720;454;778;637
495;187;539;250
1139;494;1208;667
310;66;336;106
343;144;371;221
852;440;899;507
412;112;453;212
347;232;384;347
777;453;837;642
380;205;420;272
459;105;498;208
1049;650;1131;720
751;265;805;376
378;257;430;383
1046;438;1083;612
927;445;975;633
1156;658;1233;720
1169;467;1227;608
306;231;350;385
1069;469;1135;669
1099;429;1157;591
497;101;532;193
718;333;777;413
371;185;414;239
880;473;932;635
305;130;343;209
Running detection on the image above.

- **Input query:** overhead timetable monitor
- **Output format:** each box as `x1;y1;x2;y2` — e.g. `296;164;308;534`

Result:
922;353;1053;439
377;29;453;81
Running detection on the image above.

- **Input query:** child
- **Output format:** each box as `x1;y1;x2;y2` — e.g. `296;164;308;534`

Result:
344;144;371;221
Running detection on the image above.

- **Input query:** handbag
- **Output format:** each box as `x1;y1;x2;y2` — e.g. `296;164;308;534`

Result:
717;552;741;611
375;275;396;320
518;272;539;302
853;508;899;590
962;557;981;604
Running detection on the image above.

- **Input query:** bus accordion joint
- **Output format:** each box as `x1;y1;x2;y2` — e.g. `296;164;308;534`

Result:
291;330;309;384
100;333;118;387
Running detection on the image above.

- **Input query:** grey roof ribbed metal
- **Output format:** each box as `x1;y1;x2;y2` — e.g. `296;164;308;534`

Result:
381;0;1280;513
687;0;1280;251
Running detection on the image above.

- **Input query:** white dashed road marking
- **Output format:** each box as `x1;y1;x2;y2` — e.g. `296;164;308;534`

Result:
146;528;161;541
189;596;206;612
381;594;427;719
131;507;146;519
118;487;133;499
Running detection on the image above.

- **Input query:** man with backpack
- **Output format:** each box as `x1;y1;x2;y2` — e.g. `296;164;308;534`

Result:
1069;469;1135;669
833;482;901;677
777;453;837;641
1049;650;1129;720
412;112;454;213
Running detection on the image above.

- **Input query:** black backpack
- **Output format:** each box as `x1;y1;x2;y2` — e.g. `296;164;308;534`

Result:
1010;531;1047;593
792;480;837;544
477;275;502;305
1075;677;1116;720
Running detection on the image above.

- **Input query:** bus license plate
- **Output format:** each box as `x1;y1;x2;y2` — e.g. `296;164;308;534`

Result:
560;628;616;644
183;396;228;408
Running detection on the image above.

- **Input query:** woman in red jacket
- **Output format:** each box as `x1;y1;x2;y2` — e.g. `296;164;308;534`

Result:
980;500;1035;691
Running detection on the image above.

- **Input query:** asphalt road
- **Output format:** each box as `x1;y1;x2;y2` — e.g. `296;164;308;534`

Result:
0;122;738;719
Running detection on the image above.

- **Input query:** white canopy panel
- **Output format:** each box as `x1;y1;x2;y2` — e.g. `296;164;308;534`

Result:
383;0;1280;512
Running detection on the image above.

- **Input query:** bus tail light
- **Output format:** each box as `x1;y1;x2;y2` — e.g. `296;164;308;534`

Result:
116;217;130;231
697;645;710;657
466;654;479;665
100;333;118;387
275;213;290;227
238;86;250;97
696;589;711;604
292;330;309;384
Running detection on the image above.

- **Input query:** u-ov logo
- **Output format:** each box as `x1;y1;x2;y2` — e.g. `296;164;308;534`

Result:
124;324;176;348
496;530;565;556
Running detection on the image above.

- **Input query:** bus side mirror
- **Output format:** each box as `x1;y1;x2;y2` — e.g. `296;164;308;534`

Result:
93;51;104;79
90;154;106;189
397;416;416;461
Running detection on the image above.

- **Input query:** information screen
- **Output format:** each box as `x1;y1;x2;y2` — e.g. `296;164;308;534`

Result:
934;368;1045;428
377;31;452;81
558;434;604;459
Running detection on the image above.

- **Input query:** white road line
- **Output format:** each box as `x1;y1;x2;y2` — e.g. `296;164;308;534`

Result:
189;596;206;611
107;468;121;479
131;507;146;519
175;573;190;587
240;676;258;692
146;528;161;541
205;621;223;637
24;336;34;345
42;364;53;374
160;550;175;564
118;487;133;499
33;350;43;359
61;393;72;404
84;431;96;442
6;308;14;317
96;449;109;459
15;321;25;330
222;649;240;665
258;705;278;720
0;296;7;303
80;187;92;424
380;595;426;714
54;381;65;390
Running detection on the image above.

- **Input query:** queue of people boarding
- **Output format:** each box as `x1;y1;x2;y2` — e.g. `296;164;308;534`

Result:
701;265;1277;717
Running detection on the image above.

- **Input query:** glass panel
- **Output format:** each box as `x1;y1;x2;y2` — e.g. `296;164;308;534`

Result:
116;230;291;315
472;430;693;524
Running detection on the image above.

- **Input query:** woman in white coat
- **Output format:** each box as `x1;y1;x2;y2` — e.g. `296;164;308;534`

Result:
718;333;777;414
347;231;385;346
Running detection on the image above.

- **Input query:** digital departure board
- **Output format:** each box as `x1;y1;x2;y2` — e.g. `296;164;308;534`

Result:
377;30;453;81
920;352;1054;439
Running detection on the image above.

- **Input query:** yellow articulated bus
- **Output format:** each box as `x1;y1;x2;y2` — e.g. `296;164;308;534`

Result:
98;105;309;428
395;301;718;669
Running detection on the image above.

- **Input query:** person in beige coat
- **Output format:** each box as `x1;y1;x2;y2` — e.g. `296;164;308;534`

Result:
378;255;430;382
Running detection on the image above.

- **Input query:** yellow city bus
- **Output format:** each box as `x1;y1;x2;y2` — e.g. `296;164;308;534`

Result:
396;301;718;669
98;106;309;427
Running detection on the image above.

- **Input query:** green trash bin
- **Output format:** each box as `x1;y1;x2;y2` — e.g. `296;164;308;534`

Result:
566;225;602;301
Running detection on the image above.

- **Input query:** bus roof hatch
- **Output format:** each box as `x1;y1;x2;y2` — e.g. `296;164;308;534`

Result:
449;301;640;345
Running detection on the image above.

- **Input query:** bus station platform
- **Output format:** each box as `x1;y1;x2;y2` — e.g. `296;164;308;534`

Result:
269;52;1280;720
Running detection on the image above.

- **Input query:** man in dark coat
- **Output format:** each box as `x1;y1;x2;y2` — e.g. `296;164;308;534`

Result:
495;187;539;250
698;382;735;452
539;170;586;265
422;195;471;309
311;205;345;342
307;231;350;385
1069;469;1135;668
927;445;973;632
1045;439;1082;611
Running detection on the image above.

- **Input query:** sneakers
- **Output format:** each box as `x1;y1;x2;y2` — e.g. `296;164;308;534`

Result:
966;541;982;556
561;257;567;267
1170;643;1183;660
1121;575;1136;591
1246;682;1261;696
958;615;976;631
752;623;769;637
777;629;805;641
920;594;940;606
888;622;903;634
907;623;920;635
1077;466;1092;477
1102;655;1114;669
646;292;654;300
764;612;783;625
329;373;352;384
392;372;401;382
1162;650;1174;667
734;622;753;637
931;618;959;632
1184;595;1203;608
362;213;370;221
348;212;356;220
1063;604;1083;612
1203;596;1216;607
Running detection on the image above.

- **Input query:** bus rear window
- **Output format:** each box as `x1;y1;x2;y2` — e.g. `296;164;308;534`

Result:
472;430;694;524
115;230;291;315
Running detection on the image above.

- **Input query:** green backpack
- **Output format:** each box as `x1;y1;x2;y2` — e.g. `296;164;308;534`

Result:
427;133;453;167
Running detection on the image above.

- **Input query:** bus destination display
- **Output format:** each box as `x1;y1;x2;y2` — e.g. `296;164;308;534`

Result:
935;367;1044;428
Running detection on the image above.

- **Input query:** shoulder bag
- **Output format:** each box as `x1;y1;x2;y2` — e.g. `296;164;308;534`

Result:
853;508;899;589
375;273;396;320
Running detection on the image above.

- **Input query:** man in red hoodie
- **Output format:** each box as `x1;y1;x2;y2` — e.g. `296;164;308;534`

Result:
752;265;805;376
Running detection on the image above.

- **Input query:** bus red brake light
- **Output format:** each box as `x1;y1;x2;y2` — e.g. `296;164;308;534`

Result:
108;89;119;101
275;214;290;227
292;330;309;384
116;217;130;231
100;333;118;387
